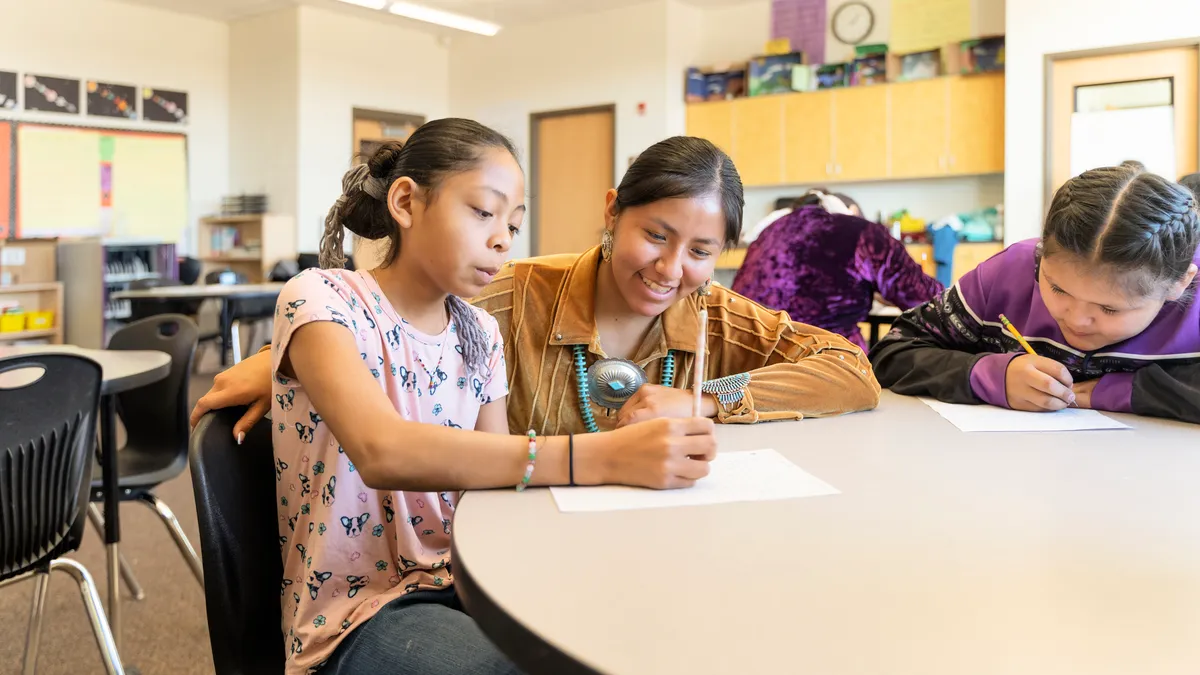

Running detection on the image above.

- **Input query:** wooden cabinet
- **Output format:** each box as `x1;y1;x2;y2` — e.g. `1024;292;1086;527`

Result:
889;79;948;179
685;101;734;156
783;90;833;184
949;73;1005;175
685;74;1005;186
832;86;888;181
732;96;784;185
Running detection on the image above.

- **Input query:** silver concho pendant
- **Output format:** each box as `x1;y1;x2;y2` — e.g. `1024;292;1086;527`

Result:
587;358;648;410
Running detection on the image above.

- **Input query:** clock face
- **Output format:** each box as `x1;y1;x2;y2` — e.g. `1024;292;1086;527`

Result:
832;2;874;45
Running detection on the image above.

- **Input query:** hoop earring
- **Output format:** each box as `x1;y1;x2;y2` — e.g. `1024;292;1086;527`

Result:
698;278;712;296
601;229;614;262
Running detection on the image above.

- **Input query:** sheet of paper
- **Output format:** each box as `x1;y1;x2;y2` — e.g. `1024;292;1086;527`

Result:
771;0;826;63
890;0;971;54
549;449;839;513
920;398;1131;433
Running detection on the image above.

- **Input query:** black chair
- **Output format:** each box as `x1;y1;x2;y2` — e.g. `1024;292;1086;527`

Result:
86;314;204;601
206;269;273;361
178;256;202;286
190;408;285;674
0;354;125;674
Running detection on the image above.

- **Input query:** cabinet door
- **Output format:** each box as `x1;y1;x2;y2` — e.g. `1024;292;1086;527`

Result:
889;79;949;179
948;73;1005;175
732;96;784;186
782;90;834;184
951;241;1004;284
905;243;937;277
832;86;889;181
685;101;734;156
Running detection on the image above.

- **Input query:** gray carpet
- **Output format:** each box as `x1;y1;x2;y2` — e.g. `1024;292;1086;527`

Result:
0;369;224;675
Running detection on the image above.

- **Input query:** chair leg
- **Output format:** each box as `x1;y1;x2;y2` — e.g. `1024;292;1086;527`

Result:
230;320;243;364
87;504;145;601
49;558;126;675
135;493;204;588
21;572;50;675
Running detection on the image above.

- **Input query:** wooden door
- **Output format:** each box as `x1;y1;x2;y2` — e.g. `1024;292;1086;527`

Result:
732;96;784;186
1049;47;1197;196
685;101;734;156
948;73;1006;175
783;91;834;184
832;86;888;181
890;79;948;179
532;106;615;256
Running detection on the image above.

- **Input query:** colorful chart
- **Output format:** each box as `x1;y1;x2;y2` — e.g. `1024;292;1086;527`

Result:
88;81;138;120
23;74;81;114
142;87;187;124
0;71;16;111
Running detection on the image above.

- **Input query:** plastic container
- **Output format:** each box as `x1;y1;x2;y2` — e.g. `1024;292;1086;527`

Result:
25;310;54;331
0;311;26;333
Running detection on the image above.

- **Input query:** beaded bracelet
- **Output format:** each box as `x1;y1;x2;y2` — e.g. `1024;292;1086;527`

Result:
516;429;538;492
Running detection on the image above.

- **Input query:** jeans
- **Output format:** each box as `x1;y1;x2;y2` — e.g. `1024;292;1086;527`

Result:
319;588;524;675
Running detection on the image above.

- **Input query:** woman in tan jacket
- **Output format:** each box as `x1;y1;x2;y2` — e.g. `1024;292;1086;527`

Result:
192;136;880;439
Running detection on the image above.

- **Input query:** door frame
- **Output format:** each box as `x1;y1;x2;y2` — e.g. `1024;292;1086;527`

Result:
1043;38;1200;209
528;104;616;257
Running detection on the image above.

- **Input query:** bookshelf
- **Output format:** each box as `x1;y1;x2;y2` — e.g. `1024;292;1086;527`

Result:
198;214;296;283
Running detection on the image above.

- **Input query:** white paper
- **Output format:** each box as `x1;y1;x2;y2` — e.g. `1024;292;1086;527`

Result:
1070;106;1177;180
920;398;1130;433
549;449;839;513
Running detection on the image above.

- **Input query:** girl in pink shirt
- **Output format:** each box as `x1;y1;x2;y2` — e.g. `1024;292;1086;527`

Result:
272;119;718;675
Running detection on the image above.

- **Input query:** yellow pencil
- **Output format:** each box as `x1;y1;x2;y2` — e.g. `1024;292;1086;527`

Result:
998;313;1037;356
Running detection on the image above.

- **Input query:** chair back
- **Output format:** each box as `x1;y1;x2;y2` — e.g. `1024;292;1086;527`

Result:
189;408;284;674
0;354;102;580
107;315;198;460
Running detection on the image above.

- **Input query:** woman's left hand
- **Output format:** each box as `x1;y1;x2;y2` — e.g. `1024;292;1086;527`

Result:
1071;379;1099;409
616;384;717;427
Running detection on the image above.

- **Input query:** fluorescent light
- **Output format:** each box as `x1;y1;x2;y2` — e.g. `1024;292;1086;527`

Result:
387;1;501;36
335;0;389;9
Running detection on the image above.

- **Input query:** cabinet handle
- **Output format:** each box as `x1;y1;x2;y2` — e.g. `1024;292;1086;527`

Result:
949;155;956;168
826;162;832;175
939;156;947;171
836;164;843;174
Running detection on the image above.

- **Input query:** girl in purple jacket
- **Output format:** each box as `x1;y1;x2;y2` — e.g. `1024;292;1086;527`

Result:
871;163;1200;424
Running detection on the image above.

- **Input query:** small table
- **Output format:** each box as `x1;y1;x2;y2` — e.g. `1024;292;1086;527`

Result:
112;283;284;365
0;344;170;660
866;304;902;348
452;391;1200;675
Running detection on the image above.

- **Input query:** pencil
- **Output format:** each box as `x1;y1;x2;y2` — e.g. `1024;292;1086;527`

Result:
998;313;1037;356
693;308;707;416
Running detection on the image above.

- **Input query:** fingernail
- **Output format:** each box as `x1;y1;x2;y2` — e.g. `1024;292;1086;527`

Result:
237;432;245;445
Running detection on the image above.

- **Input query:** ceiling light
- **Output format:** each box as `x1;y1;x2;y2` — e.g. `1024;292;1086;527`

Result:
334;0;389;9
387;1;501;36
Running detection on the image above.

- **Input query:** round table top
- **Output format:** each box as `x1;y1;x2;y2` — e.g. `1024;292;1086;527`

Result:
0;344;171;395
452;391;1200;675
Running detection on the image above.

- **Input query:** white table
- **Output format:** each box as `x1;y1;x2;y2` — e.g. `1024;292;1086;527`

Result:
112;283;284;365
452;391;1200;675
0;344;170;662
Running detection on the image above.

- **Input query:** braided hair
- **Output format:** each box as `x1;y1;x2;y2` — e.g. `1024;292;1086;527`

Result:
319;118;519;374
1043;162;1200;299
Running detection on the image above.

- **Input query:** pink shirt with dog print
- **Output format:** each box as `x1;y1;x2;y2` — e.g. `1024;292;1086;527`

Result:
270;268;507;675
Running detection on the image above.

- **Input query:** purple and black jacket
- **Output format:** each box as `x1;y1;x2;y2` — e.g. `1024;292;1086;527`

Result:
869;239;1200;424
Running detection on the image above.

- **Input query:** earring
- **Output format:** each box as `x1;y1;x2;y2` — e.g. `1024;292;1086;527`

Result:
698;278;712;296
601;229;614;262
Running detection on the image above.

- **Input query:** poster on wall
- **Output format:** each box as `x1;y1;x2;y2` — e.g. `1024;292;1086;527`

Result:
0;71;16;110
142;87;187;123
87;81;138;120
24;74;81;114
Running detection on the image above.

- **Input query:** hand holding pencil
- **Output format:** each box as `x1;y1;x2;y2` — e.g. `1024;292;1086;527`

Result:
999;314;1076;412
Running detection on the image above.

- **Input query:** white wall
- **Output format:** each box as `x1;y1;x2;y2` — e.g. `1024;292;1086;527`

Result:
450;0;672;260
295;5;450;252
230;8;299;225
0;0;229;252
1004;0;1200;244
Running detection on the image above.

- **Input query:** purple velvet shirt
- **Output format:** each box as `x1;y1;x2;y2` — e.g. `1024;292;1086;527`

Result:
732;206;944;351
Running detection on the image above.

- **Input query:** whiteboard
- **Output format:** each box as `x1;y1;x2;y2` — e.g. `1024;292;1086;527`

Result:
1069;106;1177;180
16;124;188;241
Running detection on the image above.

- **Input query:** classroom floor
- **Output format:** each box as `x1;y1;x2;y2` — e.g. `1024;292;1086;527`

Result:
0;363;222;675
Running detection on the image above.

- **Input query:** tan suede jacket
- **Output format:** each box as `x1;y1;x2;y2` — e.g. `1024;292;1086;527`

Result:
471;246;880;435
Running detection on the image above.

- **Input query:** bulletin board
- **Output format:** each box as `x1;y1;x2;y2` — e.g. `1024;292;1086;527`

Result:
0;122;11;239
14;123;188;240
